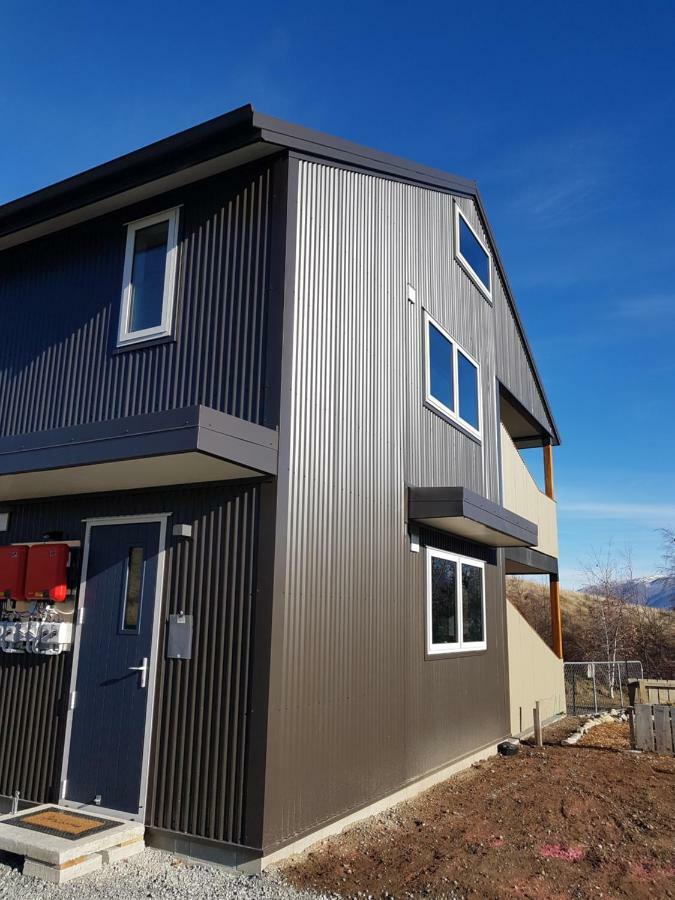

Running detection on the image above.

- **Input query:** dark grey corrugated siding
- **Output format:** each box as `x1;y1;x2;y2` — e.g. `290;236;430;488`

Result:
0;483;261;845
0;161;274;435
263;162;510;850
0;655;68;803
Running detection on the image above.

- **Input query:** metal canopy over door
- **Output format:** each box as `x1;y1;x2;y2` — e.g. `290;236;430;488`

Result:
63;518;166;818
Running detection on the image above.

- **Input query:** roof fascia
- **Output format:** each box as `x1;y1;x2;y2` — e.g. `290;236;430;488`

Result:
252;110;476;196
0;104;260;239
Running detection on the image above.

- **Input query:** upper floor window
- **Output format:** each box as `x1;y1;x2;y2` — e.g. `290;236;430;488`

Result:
455;204;491;301
424;311;481;439
427;547;486;655
118;208;180;347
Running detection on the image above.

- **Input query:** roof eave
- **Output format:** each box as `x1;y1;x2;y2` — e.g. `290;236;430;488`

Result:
0;104;261;239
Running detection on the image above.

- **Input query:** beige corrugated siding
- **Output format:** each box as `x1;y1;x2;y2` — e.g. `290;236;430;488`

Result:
506;601;566;735
500;424;558;557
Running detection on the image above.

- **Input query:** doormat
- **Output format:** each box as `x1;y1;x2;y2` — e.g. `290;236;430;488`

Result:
4;807;120;841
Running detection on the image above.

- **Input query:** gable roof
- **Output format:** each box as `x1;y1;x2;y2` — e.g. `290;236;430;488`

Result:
0;104;560;445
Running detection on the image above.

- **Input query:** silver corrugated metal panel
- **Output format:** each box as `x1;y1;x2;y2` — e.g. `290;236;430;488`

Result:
0;163;273;435
0;483;260;845
263;162;510;849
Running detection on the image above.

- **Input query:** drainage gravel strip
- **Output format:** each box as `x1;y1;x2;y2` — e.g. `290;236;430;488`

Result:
0;848;332;900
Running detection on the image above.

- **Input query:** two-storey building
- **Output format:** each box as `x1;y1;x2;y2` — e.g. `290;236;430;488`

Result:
0;106;564;868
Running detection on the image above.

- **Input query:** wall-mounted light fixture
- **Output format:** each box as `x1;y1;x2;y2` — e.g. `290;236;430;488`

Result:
172;524;193;540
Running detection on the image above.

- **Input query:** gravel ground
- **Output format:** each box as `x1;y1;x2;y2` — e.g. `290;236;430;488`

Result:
0;847;331;900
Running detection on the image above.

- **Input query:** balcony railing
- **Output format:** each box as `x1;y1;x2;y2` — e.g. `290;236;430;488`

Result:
500;423;558;559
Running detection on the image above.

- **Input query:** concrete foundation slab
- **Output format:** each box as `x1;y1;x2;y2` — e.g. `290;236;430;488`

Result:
23;853;102;884
0;805;144;866
100;838;145;865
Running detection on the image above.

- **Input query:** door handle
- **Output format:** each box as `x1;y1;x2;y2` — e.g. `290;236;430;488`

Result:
128;658;148;689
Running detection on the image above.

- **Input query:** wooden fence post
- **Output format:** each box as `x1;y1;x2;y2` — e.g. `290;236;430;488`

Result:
628;707;636;749
533;701;543;747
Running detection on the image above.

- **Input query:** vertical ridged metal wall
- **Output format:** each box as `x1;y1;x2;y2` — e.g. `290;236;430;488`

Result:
0;654;68;803
0;483;261;845
263;162;531;850
0;161;274;435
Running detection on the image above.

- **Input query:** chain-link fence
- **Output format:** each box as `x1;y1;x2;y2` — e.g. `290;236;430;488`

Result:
564;660;644;714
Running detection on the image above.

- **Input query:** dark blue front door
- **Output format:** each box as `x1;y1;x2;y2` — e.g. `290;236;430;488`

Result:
66;521;162;815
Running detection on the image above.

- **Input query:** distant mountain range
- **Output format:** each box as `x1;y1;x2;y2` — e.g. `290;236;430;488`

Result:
584;576;674;610
636;577;675;610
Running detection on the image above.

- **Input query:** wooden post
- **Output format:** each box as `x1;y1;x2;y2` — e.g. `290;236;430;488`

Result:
549;574;563;659
543;442;554;500
533;701;543;747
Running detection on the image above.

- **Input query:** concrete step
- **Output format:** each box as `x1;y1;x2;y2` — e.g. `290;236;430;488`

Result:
0;805;145;883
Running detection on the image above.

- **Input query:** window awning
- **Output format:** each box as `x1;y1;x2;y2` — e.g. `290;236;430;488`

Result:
0;406;277;501
505;546;558;576
408;486;537;548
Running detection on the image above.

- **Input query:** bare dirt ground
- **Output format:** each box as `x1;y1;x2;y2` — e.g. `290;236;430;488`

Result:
279;720;675;899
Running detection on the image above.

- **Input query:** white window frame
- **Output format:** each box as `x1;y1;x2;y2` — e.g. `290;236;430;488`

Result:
117;207;180;347
426;547;487;655
423;310;482;440
454;203;492;301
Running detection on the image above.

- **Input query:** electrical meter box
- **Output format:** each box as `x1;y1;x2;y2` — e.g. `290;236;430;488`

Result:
25;544;70;602
0;545;29;601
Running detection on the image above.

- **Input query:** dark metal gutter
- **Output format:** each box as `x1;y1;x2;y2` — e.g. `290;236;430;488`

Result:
253;111;477;196
0;105;261;238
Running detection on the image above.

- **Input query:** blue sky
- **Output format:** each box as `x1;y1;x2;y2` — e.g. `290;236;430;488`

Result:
1;1;673;587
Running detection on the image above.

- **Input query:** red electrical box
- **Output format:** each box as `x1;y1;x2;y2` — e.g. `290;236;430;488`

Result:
0;545;29;601
25;544;70;603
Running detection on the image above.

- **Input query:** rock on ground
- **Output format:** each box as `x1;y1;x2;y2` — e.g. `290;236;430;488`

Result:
0;848;331;900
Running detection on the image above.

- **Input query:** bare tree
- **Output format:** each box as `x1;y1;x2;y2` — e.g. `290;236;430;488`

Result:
581;545;633;694
582;542;674;680
660;528;675;594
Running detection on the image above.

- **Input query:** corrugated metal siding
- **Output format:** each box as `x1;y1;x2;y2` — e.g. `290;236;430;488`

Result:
0;654;68;803
0;482;261;845
0;161;274;435
263;162;510;849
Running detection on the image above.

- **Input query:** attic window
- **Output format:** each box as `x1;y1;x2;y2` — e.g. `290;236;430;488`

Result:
455;204;492;301
118;208;180;347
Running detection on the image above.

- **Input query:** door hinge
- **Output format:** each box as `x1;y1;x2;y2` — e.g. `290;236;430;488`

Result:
60;780;67;799
69;691;77;710
76;607;85;625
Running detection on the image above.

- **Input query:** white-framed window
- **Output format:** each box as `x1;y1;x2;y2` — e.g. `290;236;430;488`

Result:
426;547;486;655
454;203;492;301
424;310;482;439
117;207;180;347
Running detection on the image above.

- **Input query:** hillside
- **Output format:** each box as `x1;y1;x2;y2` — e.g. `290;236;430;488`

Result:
507;577;675;678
